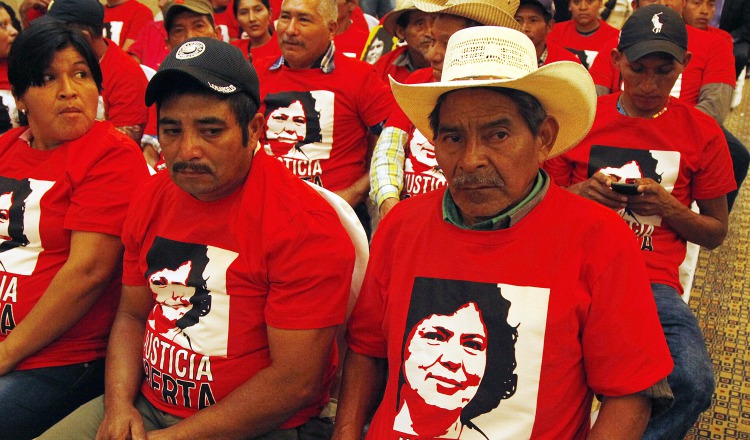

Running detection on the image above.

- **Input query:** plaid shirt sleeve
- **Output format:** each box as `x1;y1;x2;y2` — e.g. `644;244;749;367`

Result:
369;126;409;208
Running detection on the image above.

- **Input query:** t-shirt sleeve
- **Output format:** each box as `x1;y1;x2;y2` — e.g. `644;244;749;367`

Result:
124;6;154;42
703;32;737;87
264;210;355;330
581;222;674;396
589;37;619;91
121;187;149;287
357;68;396;127
64;136;150;237
543;154;576;187
103;57;149;127
691;122;737;200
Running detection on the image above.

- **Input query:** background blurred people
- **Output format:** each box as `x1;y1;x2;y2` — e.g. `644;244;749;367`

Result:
231;0;281;61
0;1;19;134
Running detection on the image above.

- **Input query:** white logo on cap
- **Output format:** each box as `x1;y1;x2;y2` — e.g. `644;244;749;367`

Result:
208;83;237;93
176;41;206;60
652;12;663;33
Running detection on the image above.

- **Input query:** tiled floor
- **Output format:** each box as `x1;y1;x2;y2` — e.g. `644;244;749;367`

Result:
685;82;750;438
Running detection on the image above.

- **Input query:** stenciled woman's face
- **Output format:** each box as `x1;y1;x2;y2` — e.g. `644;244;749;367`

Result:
403;302;488;411
17;46;99;151
0;8;18;59
236;0;272;40
266;100;307;144
366;37;384;64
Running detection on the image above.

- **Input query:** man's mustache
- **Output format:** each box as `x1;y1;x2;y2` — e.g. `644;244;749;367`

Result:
172;162;213;174
451;172;503;189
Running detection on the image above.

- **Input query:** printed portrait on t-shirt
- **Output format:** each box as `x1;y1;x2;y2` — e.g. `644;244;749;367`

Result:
403;128;446;197
362;26;396;65
588;145;680;229
145;237;238;356
263;90;334;161
0;177;54;275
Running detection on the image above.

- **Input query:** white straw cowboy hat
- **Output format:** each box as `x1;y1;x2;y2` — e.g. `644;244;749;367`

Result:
382;0;419;35
415;0;522;32
390;26;596;158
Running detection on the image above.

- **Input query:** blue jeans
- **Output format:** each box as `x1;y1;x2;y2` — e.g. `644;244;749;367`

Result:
0;359;105;440
643;284;715;440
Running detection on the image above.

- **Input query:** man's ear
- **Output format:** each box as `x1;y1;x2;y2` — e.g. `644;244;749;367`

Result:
394;25;406;41
328;20;338;39
611;48;622;68
681;51;692;69
214;26;223;40
536;115;559;164
247;112;266;146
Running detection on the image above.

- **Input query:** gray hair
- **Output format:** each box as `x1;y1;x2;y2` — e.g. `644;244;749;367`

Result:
318;0;337;24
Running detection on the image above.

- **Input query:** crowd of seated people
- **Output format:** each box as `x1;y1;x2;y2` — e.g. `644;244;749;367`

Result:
0;0;745;437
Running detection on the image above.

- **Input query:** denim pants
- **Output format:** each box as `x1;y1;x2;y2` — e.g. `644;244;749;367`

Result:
0;359;105;440
643;283;715;440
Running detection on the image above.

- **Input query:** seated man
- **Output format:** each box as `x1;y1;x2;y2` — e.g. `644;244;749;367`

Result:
545;5;734;438
373;0;434;84
546;0;620;68
514;0;582;66
334;25;673;440
40;37;355;439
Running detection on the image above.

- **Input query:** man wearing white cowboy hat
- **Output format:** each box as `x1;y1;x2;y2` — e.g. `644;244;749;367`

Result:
372;0;435;85
336;26;674;440
370;0;524;220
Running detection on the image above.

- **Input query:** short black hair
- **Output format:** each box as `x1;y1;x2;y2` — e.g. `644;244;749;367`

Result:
233;0;271;18
429;88;548;139
155;74;259;146
0;2;21;37
8;21;103;99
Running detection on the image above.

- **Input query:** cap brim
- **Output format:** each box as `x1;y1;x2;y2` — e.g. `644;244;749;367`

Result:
145;67;238;106
621;40;686;62
390;61;596;158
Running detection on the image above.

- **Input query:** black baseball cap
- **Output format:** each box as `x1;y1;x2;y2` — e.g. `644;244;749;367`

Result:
518;0;554;20
145;37;261;108
35;0;105;29
618;4;688;62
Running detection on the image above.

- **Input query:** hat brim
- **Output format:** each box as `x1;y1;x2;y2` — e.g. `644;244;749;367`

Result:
621;40;686;62
390;61;596;158
382;8;411;35
145;67;239;106
415;0;522;31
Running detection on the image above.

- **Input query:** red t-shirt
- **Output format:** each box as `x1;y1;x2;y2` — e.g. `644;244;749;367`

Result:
590;26;736;105
334;7;371;58
122;149;354;423
256;52;394;191
100;39;149;127
128;20;169;70
544;93;735;291
546;19;620;69
0;122;149;370
544;40;583;65
214;3;240;41
347;183;673;439
373;45;412;85
104;0;154;47
231;37;282;62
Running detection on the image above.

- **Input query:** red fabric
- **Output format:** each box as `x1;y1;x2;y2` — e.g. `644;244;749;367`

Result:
590;26;736;104
0;59;9;90
544;93;736;292
546;19;620;69
214;2;240;41
104;0;154;47
256;52;394;191
0;122;148;370
231;36;281;61
373;45;412;85
122;149;353;424
544;40;583;64
100;39;149;127
128;20;169;70
334;7;371;58
707;25;735;47
347;184;673;439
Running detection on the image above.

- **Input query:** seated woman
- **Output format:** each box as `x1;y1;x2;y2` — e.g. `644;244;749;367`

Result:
0;21;149;439
0;1;19;134
231;0;281;64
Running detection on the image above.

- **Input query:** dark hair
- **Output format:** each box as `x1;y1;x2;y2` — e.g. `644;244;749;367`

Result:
395;10;412;29
233;0;271;18
155;74;259;146
398;277;518;439
429;88;548;139
8;21;103;99
263;91;323;151
0;2;21;37
165;8;217;34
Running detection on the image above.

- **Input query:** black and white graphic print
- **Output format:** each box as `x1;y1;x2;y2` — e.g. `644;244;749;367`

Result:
263;90;335;161
145;237;238;356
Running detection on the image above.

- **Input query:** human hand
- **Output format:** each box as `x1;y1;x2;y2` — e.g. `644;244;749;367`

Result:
95;403;147;440
378;198;398;219
624;178;679;218
568;172;629;210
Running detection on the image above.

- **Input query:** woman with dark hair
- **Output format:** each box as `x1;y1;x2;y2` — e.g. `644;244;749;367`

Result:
0;1;19;134
395;278;518;439
0;22;148;439
231;0;281;63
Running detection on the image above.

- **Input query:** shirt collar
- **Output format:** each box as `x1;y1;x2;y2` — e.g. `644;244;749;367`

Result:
270;41;336;73
393;47;418;72
442;170;550;230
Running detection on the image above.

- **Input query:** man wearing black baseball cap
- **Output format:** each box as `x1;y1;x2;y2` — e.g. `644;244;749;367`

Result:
39;37;355;440
34;0;149;144
546;4;735;439
514;0;582;66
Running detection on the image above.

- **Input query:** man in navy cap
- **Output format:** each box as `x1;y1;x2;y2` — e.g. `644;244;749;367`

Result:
40;37;355;440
